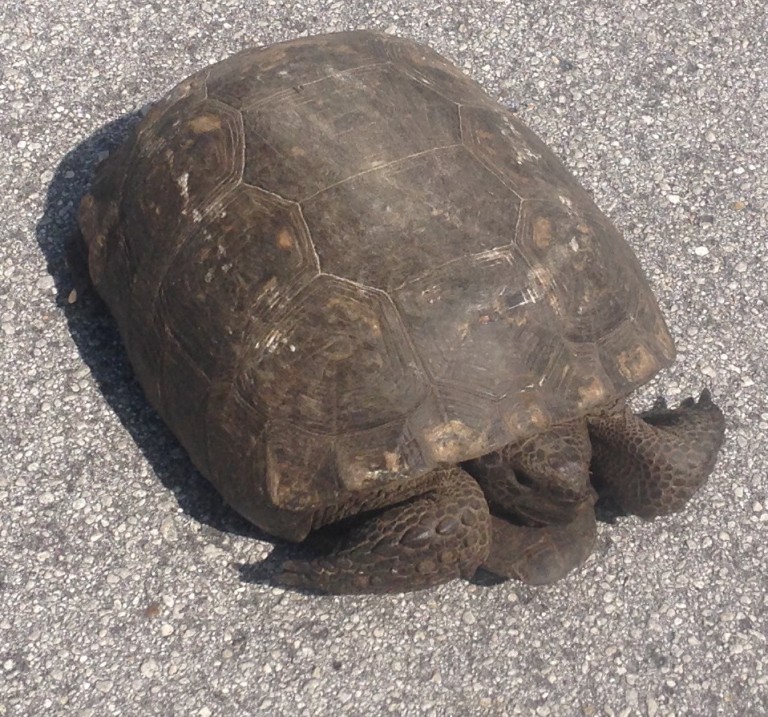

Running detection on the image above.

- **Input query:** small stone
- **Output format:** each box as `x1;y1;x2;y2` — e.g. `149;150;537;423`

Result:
693;246;710;256
37;275;56;290
647;696;659;717
462;610;477;625
667;194;681;204
731;200;746;210
140;658;159;677
160;517;178;542
144;602;161;618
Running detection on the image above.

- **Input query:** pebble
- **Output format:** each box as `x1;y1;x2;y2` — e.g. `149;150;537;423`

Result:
647;696;659;717
37;275;55;291
140;658;159;677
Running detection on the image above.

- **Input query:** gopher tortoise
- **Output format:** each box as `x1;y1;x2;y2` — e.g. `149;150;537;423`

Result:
78;31;725;593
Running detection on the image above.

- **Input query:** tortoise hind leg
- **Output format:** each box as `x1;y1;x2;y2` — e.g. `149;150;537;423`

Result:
275;467;491;594
587;389;725;519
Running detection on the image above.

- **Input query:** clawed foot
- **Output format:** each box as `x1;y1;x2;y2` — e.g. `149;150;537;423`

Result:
588;390;725;519
481;500;597;585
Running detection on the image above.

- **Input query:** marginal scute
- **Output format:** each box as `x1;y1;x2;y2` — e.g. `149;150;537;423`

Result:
497;392;553;441
534;341;615;413
160;339;212;475
422;419;491;463
264;422;339;514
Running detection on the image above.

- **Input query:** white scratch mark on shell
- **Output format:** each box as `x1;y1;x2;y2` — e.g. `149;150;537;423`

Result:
177;172;190;202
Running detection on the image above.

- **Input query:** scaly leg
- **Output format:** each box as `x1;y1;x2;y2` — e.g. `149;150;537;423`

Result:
465;420;597;585
276;466;491;594
588;389;725;519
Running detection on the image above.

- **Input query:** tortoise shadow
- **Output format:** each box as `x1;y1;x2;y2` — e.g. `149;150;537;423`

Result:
37;114;288;572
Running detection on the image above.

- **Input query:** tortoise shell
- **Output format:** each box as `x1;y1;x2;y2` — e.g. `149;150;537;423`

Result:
79;30;675;540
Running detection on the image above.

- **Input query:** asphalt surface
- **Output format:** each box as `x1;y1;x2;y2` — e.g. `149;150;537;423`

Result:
1;1;766;715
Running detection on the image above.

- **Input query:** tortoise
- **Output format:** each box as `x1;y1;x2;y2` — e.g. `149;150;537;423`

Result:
78;30;725;594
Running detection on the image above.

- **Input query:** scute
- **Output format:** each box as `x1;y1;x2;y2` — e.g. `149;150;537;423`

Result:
461;104;586;201
302;146;520;291
235;274;429;435
393;248;552;395
241;65;463;202
515;199;639;342
123;98;245;293
206;31;393;109
156;183;318;379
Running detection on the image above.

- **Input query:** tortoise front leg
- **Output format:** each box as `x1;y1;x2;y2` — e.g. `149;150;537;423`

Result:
275;467;491;594
483;503;597;585
465;420;597;585
587;389;725;518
